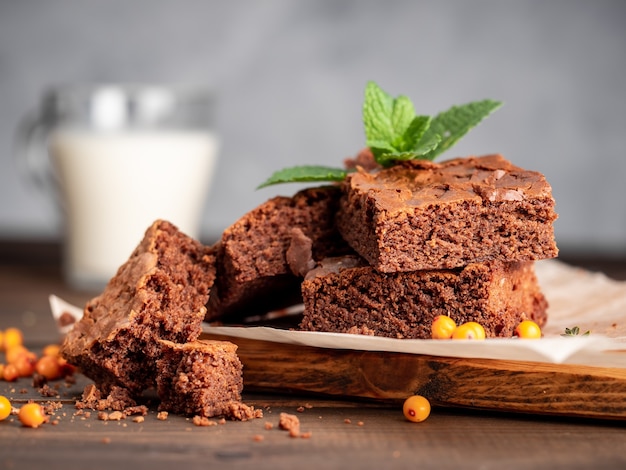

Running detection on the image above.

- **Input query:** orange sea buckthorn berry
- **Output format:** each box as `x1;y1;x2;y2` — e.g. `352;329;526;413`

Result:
452;321;486;340
514;320;542;339
13;352;37;377
0;330;4;350
18;403;47;428
35;355;62;380
3;363;19;382
431;315;457;339
0;396;11;421
42;344;61;357
3;327;23;351
5;345;29;365
403;395;431;423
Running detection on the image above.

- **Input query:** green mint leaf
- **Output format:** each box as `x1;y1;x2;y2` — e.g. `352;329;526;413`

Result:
376;134;442;167
420;99;503;161
257;165;348;189
364;82;422;153
391;95;416;145
401;115;432;151
366;140;398;162
363;81;396;144
412;132;442;155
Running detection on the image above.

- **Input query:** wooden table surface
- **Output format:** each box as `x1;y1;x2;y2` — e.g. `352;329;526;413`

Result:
1;243;626;470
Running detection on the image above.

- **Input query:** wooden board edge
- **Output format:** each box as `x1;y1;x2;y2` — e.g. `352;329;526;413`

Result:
202;333;626;420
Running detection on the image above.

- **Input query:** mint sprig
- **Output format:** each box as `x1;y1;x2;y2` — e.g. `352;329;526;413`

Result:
257;81;502;188
561;326;591;337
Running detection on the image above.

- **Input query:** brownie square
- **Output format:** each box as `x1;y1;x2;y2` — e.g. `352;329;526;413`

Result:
336;154;558;272
156;339;244;418
299;256;548;339
61;220;216;394
207;185;351;321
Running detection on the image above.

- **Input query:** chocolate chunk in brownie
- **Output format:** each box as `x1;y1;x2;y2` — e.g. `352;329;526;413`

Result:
207;185;352;321
336;154;558;272
156;339;247;419
60;220;216;395
300;256;548;339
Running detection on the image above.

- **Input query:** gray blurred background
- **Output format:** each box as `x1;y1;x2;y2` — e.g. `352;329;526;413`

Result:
1;0;624;254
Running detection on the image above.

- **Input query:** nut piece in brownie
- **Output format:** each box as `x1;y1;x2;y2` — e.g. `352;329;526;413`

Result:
61;220;216;395
336;154;558;272
300;256;547;339
207;185;351;321
157;339;259;419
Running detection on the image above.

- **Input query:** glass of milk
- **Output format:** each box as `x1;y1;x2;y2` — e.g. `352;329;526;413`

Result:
16;84;219;291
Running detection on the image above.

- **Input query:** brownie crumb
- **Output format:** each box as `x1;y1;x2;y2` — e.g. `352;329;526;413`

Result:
192;416;217;427
279;412;301;437
109;411;124;421
32;373;47;389
76;384;137;412
39;384;59;398
77;384;100;408
228;402;263;421
124;405;148;417
41;401;63;415
98;411;125;421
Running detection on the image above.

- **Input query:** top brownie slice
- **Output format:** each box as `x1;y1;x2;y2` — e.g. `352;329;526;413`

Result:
61;219;216;395
336;154;558;272
206;185;352;321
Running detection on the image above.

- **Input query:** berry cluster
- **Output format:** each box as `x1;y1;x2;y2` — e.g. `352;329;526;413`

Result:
1;327;75;428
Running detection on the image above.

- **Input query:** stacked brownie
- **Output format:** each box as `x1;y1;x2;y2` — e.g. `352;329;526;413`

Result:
60;153;559;419
299;154;558;339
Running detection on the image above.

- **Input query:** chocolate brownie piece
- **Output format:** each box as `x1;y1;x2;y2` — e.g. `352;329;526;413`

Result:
156;340;245;418
207;185;351;321
336;154;558;272
299;256;548;339
61;220;216;395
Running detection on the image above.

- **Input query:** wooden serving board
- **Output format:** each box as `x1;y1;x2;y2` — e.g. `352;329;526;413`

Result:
202;333;626;420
